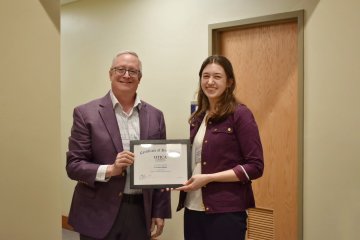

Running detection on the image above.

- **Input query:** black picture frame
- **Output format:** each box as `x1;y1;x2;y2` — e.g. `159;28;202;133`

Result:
130;139;191;189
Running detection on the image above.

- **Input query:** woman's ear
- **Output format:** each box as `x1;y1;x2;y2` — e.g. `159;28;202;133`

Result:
227;78;234;87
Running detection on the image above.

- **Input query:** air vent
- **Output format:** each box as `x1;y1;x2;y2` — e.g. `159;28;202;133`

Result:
247;207;275;240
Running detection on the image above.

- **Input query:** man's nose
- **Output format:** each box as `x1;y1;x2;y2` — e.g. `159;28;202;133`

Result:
123;70;131;77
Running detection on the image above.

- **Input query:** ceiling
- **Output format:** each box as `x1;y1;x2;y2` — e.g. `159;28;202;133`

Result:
60;0;79;5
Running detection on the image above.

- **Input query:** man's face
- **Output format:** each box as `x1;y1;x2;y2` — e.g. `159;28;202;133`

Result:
109;53;141;96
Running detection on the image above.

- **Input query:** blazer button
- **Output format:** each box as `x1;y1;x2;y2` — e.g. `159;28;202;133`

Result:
204;140;208;144
203;162;207;165
205;207;209;211
118;192;123;197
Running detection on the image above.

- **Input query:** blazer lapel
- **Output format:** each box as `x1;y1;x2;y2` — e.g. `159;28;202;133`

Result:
98;93;123;153
139;102;149;140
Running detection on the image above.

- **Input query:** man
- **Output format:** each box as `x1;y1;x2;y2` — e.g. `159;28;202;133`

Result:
66;51;171;240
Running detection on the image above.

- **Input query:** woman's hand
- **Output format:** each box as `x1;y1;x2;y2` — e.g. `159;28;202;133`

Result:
175;169;240;192
176;174;212;192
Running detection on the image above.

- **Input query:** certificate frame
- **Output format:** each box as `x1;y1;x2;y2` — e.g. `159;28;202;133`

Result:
130;139;191;189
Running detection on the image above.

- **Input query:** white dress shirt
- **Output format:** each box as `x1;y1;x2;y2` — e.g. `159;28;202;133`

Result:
96;91;142;194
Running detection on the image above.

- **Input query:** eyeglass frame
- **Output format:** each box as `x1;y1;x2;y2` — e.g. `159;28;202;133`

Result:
111;67;141;78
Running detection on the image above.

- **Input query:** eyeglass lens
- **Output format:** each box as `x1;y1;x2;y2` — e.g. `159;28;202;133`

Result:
113;68;139;77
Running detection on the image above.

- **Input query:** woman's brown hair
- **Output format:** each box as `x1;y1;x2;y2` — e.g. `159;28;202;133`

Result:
190;55;239;123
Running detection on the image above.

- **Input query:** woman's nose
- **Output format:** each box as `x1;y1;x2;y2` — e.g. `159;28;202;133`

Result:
207;77;214;84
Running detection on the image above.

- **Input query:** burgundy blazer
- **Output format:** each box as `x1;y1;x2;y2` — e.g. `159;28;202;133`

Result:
177;104;264;213
66;92;171;239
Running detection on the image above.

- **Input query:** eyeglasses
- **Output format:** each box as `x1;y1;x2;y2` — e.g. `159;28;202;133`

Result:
111;67;140;77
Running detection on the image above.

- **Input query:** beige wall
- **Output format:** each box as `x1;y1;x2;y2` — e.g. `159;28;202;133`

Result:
61;0;360;240
0;1;60;240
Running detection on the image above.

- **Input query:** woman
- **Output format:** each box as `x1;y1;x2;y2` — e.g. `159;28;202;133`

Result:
176;55;264;240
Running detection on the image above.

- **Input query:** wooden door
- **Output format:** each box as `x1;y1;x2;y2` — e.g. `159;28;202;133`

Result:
209;11;304;240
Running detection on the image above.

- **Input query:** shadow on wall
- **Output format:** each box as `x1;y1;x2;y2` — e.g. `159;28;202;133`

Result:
39;0;60;32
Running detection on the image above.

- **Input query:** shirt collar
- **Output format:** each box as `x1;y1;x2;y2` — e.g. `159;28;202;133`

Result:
110;90;142;110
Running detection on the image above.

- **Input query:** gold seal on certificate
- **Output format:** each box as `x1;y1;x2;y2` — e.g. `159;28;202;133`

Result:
130;139;191;189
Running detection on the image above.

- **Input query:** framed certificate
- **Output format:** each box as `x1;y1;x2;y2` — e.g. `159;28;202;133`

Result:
130;139;191;189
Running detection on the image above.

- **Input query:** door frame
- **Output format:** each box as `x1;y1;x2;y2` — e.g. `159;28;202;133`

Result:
208;10;304;240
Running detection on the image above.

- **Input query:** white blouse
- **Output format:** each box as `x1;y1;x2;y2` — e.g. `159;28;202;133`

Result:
184;114;208;211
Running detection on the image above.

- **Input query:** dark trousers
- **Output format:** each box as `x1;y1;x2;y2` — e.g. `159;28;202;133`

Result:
184;208;248;240
80;195;148;240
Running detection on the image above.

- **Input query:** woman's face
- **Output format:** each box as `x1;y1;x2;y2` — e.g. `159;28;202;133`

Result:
200;63;228;106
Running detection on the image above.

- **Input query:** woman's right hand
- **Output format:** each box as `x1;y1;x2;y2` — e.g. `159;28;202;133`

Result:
175;174;212;192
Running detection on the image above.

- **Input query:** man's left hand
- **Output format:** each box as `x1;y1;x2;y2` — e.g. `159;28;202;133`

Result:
150;218;164;239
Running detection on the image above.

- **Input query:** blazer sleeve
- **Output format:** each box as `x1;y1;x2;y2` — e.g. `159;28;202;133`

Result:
66;107;99;188
232;106;264;182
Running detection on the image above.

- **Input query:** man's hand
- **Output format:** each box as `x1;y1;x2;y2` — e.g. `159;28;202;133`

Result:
150;218;164;239
106;151;134;178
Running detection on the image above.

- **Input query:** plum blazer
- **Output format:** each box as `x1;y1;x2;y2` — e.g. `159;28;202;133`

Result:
66;92;171;239
177;104;264;213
